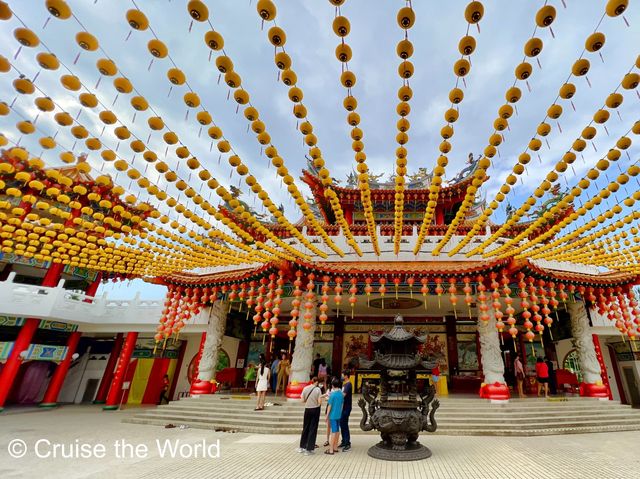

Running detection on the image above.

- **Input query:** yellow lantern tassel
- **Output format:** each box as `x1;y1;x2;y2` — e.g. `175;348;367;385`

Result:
262;333;266;345
513;338;517;353
153;342;158;355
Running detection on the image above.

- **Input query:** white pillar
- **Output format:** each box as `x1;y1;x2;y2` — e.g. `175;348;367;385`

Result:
290;304;316;384
568;301;602;384
197;301;228;382
477;315;506;385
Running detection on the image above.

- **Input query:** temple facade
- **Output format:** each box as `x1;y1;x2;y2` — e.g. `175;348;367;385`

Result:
151;158;640;402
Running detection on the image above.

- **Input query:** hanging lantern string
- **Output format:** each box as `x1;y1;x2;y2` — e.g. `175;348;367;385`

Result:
463;9;633;258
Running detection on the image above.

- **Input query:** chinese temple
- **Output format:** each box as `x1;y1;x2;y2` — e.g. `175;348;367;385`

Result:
0;0;639;420
156;155;640;402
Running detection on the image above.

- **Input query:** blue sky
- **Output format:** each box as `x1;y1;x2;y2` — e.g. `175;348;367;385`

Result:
1;1;639;299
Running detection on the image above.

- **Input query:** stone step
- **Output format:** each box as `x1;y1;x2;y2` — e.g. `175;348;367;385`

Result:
132;409;640;427
154;402;636;417
141;407;640;424
170;401;631;414
125;395;640;436
123;417;640;436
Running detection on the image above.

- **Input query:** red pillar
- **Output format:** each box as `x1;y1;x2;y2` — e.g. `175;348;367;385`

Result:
190;332;213;395
0;318;39;411
168;338;188;400
85;273;102;296
435;207;445;226
344;204;354;226
103;332;138;410
0;254;67;411
39;332;82;407
93;333;124;404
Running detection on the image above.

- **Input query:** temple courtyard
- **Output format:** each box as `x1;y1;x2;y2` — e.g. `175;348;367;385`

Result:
0;405;639;479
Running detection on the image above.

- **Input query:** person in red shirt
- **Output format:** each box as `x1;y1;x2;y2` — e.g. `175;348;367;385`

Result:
535;357;549;398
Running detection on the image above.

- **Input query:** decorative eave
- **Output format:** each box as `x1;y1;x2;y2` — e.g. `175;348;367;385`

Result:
155;257;639;289
523;261;639;287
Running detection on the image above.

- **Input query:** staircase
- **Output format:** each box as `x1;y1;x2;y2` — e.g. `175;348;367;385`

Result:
124;395;640;436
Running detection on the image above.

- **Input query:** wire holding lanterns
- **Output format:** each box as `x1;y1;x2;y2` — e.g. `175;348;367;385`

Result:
414;1;485;255
392;1;417;254
327;0;379;254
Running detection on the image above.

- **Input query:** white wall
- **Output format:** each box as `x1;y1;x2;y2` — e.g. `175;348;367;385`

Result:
555;339;574;367
57;350;92;403
599;339;621;402
172;333;202;400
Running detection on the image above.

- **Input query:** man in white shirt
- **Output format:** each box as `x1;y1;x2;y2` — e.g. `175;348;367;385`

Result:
297;377;322;456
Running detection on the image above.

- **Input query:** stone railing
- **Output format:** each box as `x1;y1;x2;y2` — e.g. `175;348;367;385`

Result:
0;273;209;333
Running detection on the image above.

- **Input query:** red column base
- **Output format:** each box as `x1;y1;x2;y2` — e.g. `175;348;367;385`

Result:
579;382;609;398
286;382;311;399
479;382;511;400
189;380;217;395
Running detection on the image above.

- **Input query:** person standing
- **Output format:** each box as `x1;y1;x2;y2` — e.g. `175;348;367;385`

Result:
325;377;344;455
318;359;328;391
338;370;353;451
514;355;526;398
158;374;170;405
313;353;322;378
297;376;322;456
535;357;549;398
270;354;280;393
545;356;557;395
276;352;290;396
431;364;440;395
255;354;270;410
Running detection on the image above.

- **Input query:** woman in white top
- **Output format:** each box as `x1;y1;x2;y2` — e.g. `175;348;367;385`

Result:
255;355;270;410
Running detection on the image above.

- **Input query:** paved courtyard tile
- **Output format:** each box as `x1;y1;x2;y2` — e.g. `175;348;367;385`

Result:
1;405;639;479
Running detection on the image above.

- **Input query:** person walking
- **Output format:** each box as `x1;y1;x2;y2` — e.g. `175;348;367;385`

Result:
325;377;344;455
276;352;290;396
296;377;322;456
545;356;557;395
255;354;270;410
535;357;549;398
514;355;526;398
270;354;280;393
338;370;353;451
158;374;170;405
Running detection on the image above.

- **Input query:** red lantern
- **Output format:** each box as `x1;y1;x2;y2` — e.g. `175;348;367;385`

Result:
334;277;343;317
364;277;373;306
407;276;415;298
349;278;358;319
378;278;387;309
448;277;458;319
434;277;443;309
420;278;429;311
393;277;401;299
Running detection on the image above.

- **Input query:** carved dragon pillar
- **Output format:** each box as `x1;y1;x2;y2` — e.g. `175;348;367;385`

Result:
286;303;316;399
190;301;228;395
478;315;510;401
568;301;609;398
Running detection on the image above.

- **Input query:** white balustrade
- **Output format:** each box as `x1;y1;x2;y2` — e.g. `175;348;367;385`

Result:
0;273;208;333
